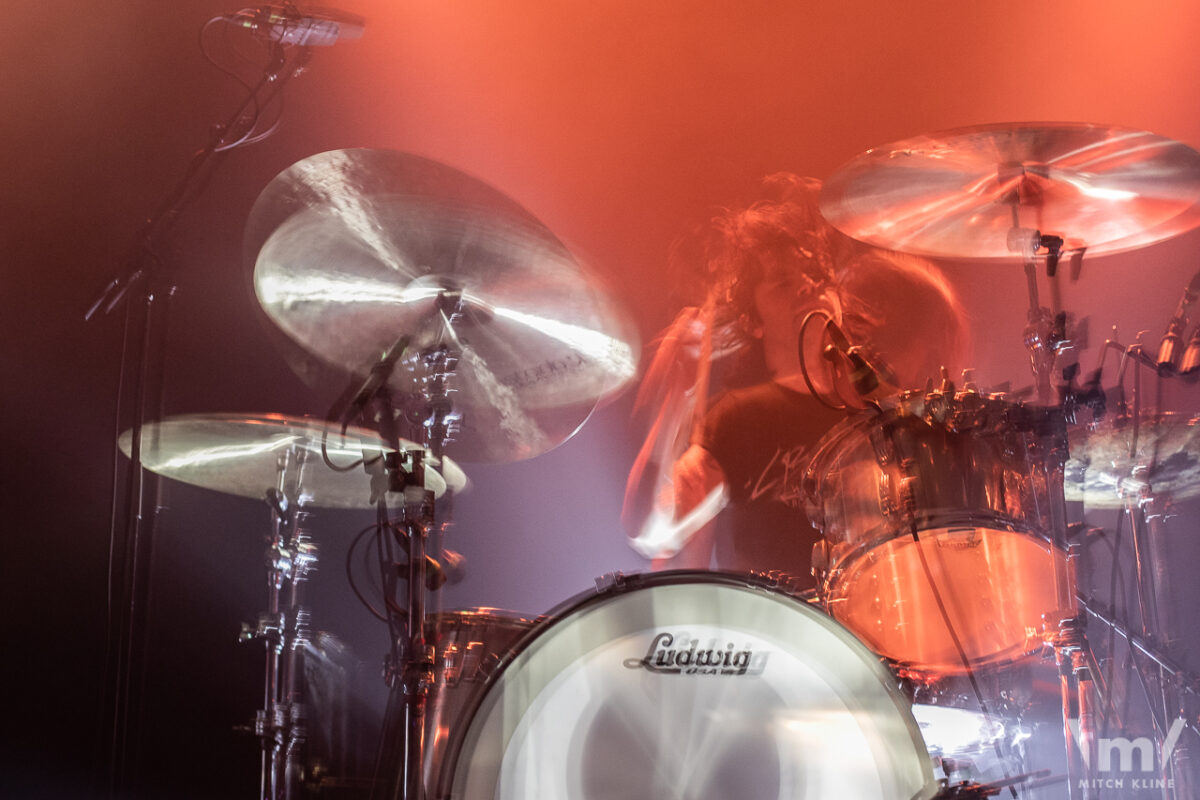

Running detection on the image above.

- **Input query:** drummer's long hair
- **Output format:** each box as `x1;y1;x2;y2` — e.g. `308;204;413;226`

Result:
663;173;842;389
660;174;971;397
834;250;973;391
671;174;836;330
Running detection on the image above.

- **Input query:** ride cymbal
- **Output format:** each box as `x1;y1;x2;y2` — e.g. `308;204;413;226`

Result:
821;122;1200;260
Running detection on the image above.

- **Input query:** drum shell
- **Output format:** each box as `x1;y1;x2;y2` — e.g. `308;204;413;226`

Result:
423;609;535;795
805;395;1076;672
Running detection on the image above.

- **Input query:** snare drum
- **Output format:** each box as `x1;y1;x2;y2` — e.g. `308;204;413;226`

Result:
804;392;1076;674
436;571;939;800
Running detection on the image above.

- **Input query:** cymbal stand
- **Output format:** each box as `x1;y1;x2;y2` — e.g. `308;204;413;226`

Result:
1077;592;1200;798
1069;345;1199;798
1033;421;1102;800
1050;574;1099;800
1001;176;1079;404
240;448;318;800
367;297;464;800
1125;486;1197;799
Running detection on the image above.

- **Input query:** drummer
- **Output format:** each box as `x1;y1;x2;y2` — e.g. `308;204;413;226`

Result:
623;174;969;585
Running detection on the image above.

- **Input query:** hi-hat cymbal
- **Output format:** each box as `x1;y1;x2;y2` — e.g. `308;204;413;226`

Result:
245;149;638;463
1065;412;1200;507
119;413;468;509
821;122;1200;260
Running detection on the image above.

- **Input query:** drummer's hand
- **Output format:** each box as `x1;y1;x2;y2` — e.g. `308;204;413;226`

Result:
627;444;727;564
633;307;706;413
671;444;725;521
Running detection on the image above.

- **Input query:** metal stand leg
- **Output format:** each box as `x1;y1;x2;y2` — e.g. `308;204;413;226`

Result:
1056;614;1099;800
242;472;317;800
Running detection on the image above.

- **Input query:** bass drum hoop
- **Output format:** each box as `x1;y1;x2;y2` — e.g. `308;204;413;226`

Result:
436;569;938;800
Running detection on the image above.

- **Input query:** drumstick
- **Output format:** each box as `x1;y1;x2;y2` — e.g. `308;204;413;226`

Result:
688;293;718;447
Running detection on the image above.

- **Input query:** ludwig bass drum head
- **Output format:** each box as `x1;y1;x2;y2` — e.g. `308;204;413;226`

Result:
441;572;937;800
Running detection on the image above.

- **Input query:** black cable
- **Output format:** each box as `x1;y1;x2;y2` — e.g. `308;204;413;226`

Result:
345;522;389;622
1101;512;1127;739
797;310;845;411
319;426;369;473
906;520;1020;797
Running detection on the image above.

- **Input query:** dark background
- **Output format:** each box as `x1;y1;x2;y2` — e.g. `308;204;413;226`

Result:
4;2;1200;797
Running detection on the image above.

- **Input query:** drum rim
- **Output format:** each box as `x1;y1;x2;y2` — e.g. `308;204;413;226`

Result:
435;568;939;800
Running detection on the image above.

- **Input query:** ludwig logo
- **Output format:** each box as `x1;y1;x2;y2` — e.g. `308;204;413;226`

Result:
623;632;768;676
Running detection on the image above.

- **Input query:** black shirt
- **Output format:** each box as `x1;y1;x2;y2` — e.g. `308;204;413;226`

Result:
701;381;845;584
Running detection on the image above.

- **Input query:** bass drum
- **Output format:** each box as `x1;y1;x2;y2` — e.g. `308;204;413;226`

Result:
435;571;939;800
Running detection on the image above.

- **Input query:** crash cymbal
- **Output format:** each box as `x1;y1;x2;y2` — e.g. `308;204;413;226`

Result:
1065;412;1200;507
821;122;1200;260
245;149;638;463
119;413;467;508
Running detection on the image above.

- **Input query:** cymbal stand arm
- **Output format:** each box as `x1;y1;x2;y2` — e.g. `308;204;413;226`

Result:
1133;491;1195;799
1076;595;1200;705
1006;203;1069;403
1079;592;1200;800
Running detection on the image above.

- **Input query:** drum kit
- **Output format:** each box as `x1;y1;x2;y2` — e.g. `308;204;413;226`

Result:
111;123;1200;800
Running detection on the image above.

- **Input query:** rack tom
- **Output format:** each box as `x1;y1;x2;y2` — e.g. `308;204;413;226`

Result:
804;391;1076;673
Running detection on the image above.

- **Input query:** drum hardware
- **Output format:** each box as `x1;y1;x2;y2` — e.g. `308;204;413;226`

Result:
1100;490;1197;797
238;483;318;800
1075;592;1200;798
347;342;446;800
119;414;448;800
1061;328;1200;798
935;769;1055;798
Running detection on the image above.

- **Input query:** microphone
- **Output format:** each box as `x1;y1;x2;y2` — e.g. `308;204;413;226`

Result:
229;5;366;47
821;319;897;398
1156;270;1200;374
1180;324;1200;376
339;335;411;426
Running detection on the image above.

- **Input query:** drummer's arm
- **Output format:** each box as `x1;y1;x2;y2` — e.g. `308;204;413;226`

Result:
649;444;728;570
